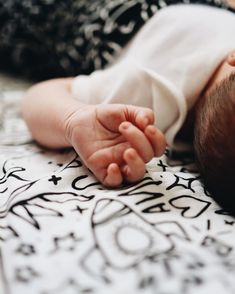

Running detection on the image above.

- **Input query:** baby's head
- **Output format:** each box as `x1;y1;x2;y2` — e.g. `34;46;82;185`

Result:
194;68;235;215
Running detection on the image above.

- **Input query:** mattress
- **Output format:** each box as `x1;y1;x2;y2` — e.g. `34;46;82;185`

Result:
0;74;235;294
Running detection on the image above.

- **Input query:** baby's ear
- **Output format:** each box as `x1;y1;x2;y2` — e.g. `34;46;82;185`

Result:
227;50;235;66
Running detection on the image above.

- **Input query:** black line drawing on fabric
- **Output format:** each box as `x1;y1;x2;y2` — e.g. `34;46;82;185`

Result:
201;236;233;257
138;274;157;290
157;159;168;171
118;176;162;197
0;150;80;216
141;202;171;214
169;195;211;218
15;243;36;256
51;232;83;253
134;192;171;214
202;185;212;198
81;198;191;284
71;204;88;215
72;175;101;190
170;253;206;294
0;149;97;227
166;174;200;192
136;251;207;293
207;219;211;231
225;220;235;226
181;275;203;294
15;265;40;283
48;175;62;185
2;95;235;294
0;225;18;241
81;198;172;275
61;156;83;169
153;221;191;242
7;191;95;230
10;198;63;230
0;186;7;193
80;200;235;294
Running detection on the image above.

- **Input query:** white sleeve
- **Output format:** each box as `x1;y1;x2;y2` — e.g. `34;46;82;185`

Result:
71;60;188;151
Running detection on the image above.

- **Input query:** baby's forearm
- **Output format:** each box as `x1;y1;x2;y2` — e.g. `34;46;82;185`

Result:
21;78;86;149
22;78;166;187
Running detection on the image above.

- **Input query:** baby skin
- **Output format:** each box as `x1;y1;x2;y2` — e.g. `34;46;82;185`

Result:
22;78;166;187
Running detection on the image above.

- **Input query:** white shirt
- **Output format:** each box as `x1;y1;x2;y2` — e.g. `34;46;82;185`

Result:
72;4;235;150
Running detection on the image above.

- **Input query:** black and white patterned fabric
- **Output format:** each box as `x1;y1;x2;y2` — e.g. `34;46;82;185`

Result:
0;79;235;294
0;0;231;81
1;2;235;293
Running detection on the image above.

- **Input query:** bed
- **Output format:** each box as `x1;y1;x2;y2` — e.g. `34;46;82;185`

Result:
0;73;235;294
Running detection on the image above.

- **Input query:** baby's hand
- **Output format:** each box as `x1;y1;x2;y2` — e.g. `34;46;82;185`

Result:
66;104;166;187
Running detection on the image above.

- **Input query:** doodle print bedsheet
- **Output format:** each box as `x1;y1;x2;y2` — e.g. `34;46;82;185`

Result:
0;77;235;294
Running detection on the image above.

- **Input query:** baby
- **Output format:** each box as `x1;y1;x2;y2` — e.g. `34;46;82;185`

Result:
22;5;235;215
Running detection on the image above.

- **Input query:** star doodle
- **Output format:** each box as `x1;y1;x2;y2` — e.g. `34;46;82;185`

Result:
166;174;199;192
52;232;83;252
16;243;36;256
48;175;62;185
15;266;39;283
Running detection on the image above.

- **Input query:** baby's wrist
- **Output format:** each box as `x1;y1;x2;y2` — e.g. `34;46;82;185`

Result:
62;104;96;147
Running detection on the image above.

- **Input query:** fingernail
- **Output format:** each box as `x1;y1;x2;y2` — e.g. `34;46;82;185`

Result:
147;125;156;135
142;116;148;126
127;149;135;160
121;121;131;130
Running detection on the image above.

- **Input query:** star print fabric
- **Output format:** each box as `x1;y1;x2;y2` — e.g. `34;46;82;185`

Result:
0;86;235;294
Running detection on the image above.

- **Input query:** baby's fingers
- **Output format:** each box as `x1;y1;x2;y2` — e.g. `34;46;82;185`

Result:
135;108;155;130
119;121;154;162
103;163;123;187
144;125;166;157
122;148;146;183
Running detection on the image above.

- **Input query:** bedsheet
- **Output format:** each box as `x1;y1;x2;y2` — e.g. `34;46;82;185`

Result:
0;75;235;294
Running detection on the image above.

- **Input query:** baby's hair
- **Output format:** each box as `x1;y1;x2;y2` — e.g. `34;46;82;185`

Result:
194;71;235;215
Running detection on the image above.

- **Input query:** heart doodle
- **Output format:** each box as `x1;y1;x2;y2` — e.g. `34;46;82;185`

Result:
169;195;211;218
